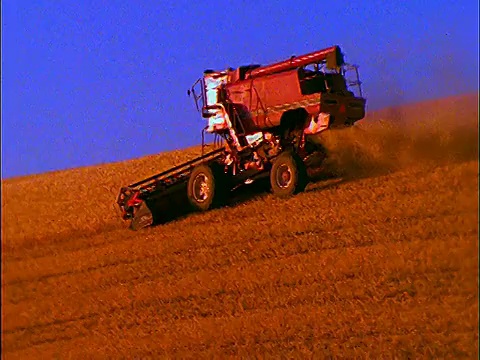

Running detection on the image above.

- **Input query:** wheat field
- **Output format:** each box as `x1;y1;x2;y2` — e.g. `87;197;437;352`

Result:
2;93;478;358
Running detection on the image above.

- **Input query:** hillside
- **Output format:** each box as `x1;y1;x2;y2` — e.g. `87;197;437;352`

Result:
2;93;479;358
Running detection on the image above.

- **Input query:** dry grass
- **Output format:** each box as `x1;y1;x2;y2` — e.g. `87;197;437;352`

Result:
2;93;479;358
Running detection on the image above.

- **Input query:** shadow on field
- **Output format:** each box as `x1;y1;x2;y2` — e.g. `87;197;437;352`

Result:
147;167;351;229
148;177;274;228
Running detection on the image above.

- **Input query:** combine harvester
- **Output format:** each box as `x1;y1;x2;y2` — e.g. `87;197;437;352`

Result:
117;45;366;230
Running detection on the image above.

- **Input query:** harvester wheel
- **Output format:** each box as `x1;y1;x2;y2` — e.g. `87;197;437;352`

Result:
188;162;228;211
270;151;308;198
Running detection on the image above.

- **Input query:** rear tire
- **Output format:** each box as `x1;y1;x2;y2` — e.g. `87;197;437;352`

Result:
187;162;229;211
270;151;308;198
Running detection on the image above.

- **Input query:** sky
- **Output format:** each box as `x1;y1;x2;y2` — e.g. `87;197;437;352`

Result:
2;0;479;178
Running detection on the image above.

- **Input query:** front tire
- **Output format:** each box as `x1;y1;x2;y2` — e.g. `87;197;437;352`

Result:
270;151;308;198
187;162;228;211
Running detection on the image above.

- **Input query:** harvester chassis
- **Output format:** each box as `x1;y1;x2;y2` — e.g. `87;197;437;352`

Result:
116;44;366;230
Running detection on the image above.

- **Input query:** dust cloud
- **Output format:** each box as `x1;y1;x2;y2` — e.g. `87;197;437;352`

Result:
312;96;478;178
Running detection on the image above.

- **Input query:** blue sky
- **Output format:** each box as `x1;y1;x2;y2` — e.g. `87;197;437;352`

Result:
2;0;478;178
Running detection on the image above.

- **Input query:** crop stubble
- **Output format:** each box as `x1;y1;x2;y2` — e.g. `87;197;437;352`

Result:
2;94;479;358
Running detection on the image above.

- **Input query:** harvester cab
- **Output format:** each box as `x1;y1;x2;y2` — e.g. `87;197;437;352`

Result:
188;46;365;144
189;68;264;154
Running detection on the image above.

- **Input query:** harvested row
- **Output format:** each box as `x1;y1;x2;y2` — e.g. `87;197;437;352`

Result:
4;233;477;345
4;209;477;306
4;160;476;280
6;292;477;358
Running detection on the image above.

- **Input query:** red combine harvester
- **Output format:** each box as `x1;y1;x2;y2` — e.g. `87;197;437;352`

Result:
117;45;366;230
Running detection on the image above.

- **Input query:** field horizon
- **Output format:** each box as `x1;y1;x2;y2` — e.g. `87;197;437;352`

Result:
3;91;477;182
2;92;479;358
